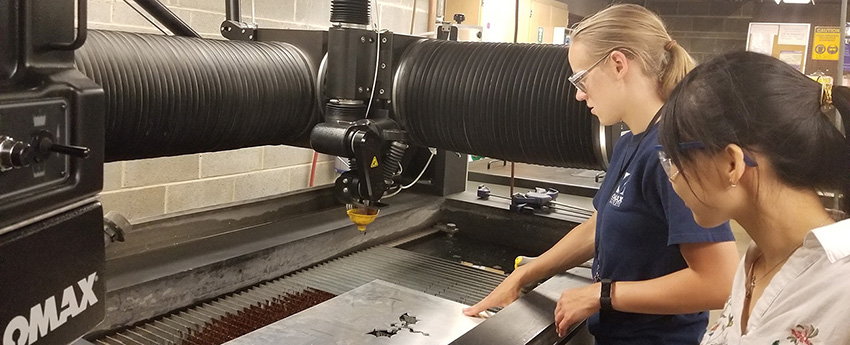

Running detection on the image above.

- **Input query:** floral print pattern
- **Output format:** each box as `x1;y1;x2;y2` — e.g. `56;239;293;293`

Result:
703;298;733;345
770;325;819;345
787;324;818;345
700;222;850;345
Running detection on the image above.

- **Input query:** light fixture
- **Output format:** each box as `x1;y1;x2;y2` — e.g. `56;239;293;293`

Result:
782;0;812;3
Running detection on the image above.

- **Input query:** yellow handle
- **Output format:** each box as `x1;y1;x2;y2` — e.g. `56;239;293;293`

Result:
514;255;537;269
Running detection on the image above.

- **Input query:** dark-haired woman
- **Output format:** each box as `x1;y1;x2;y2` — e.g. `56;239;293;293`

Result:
659;51;850;344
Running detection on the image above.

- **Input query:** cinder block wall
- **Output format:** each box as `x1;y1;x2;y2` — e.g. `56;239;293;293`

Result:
613;0;753;64
90;0;430;222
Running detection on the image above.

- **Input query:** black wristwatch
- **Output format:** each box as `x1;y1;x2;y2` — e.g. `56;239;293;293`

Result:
600;279;614;312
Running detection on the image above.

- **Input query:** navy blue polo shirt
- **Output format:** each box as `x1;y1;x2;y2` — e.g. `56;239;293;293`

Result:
588;123;734;345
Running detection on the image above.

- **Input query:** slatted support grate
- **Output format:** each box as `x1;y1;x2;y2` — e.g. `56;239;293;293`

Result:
92;246;506;345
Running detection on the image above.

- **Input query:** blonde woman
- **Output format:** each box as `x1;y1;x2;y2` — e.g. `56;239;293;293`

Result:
463;5;739;344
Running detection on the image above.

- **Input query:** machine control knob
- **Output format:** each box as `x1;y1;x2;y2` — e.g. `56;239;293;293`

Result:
0;135;34;171
103;211;131;247
32;130;90;161
453;13;466;24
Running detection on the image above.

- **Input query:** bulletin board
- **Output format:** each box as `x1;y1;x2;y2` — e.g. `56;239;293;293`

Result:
746;22;811;73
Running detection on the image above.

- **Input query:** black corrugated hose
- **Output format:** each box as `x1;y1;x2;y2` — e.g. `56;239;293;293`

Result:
330;0;370;25
74;30;316;161
393;40;602;170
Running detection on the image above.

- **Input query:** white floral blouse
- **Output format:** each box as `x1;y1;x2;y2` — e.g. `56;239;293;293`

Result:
702;219;850;345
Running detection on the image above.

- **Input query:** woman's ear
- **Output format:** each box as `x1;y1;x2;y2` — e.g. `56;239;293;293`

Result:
609;50;630;80
722;144;747;187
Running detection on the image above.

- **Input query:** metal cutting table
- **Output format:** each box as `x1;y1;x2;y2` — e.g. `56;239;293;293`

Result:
222;269;593;345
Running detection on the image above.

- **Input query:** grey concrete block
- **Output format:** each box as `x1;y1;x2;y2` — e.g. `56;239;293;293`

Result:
289;164;311;190
88;22;164;34
723;18;750;34
279;21;314;29
124;154;199;188
294;0;331;27
290;161;337;190
253;18;287;28
741;2;754;17
89;0;113;23
313;161;338;186
378;4;413;33
664;16;694;32
690;38;715;54
379;0;408;7
263;145;314;168
234;167;292;202
254;0;296;22
413;9;429;35
677;2;710;16
200;147;263;178
113;0;162;28
103;162;123;192
190;10;228;36
100;186;166;222
645;1;679;16
414;0;428;13
172;8;192;24
176;0;225;13
253;19;313;29
710;2;743;17
692;17;721;33
165;178;235;213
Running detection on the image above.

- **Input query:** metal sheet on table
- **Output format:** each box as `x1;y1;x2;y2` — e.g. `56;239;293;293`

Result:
224;280;485;345
450;267;595;345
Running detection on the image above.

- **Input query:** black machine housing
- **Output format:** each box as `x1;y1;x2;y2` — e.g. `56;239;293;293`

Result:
1;0;106;344
222;5;469;208
1;2;463;341
0;0;615;342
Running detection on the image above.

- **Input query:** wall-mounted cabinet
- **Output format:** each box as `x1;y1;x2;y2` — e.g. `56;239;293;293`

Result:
518;0;569;43
446;0;568;43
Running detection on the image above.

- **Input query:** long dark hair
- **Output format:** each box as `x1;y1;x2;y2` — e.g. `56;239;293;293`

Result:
659;51;850;214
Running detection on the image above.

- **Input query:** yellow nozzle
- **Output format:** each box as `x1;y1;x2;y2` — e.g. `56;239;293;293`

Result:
347;207;379;232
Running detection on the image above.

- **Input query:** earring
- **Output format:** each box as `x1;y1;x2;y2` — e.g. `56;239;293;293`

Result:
729;179;737;188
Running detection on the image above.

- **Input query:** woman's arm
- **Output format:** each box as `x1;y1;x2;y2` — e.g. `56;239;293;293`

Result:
554;240;739;336
462;212;598;316
612;241;738;313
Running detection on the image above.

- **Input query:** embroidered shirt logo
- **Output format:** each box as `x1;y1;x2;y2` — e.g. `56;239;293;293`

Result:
609;172;632;208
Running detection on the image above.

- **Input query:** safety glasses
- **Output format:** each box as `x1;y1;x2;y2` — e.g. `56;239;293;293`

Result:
568;52;610;93
655;142;758;182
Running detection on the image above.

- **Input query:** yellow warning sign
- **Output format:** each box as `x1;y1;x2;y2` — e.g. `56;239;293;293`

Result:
812;26;841;61
370;156;379;168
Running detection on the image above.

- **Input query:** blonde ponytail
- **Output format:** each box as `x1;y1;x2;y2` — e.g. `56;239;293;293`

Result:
660;42;695;98
572;4;695;100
